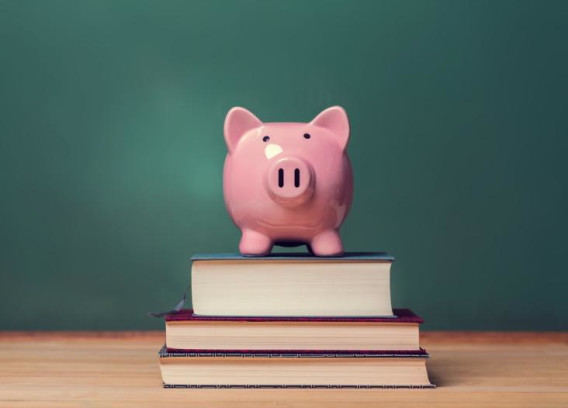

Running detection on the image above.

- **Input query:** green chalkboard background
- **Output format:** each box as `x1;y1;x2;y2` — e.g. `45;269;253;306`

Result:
1;0;567;330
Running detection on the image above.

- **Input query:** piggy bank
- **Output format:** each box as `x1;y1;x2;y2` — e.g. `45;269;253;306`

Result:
223;106;353;256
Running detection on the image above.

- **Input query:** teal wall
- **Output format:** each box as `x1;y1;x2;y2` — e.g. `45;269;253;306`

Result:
1;0;567;330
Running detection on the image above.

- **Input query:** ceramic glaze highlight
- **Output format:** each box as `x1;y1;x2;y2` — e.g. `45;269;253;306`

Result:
223;106;353;256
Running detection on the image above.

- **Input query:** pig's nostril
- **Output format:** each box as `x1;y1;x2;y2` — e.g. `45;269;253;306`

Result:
294;168;300;188
278;168;284;188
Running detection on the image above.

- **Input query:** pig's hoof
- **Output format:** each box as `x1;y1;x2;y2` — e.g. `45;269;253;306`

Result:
310;230;344;256
239;230;272;256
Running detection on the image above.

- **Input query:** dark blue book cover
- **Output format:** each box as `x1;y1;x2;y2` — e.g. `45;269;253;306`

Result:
191;252;395;262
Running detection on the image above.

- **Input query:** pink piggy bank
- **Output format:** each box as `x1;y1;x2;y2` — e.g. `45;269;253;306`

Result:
223;106;353;256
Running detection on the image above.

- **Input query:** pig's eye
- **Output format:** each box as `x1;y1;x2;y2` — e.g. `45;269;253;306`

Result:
263;136;270;142
303;133;311;139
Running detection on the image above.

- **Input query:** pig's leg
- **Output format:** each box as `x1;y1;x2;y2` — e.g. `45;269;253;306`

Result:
310;229;344;256
239;229;273;256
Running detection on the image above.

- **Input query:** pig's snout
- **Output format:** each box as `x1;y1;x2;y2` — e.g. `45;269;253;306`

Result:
267;157;313;204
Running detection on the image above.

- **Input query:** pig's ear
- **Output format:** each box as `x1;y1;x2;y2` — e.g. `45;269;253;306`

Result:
224;107;263;152
310;106;350;150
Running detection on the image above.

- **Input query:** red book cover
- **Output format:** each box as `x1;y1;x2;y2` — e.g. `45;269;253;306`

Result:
165;308;423;323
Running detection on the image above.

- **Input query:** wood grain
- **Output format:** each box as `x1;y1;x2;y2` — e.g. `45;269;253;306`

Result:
0;332;566;408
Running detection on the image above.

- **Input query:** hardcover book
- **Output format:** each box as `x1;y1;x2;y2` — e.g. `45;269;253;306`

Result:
191;253;395;317
158;346;434;388
165;308;423;352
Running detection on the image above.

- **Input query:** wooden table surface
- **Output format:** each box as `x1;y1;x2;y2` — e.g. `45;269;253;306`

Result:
0;332;566;408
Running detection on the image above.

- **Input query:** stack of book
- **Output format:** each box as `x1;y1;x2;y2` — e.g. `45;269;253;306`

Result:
158;253;433;388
